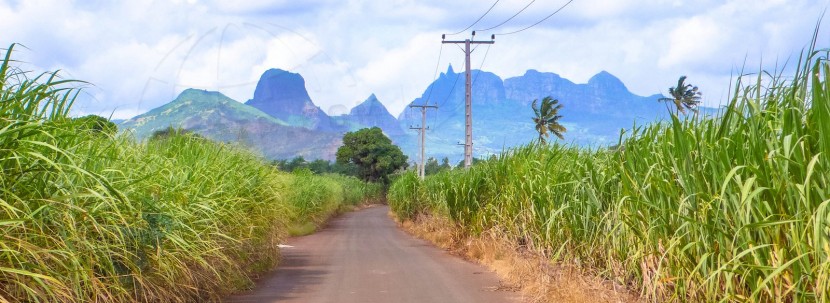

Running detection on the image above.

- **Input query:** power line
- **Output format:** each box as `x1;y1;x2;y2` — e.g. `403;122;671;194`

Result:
442;35;495;168
476;0;536;32
437;45;482;110
409;104;438;179
435;44;491;130
434;72;465;129
446;0;501;35
422;44;444;105
472;44;492;86
433;0;571;129
436;64;463;108
496;0;576;35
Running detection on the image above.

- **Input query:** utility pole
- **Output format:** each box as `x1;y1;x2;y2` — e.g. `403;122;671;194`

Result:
442;31;494;169
409;104;438;179
456;142;466;168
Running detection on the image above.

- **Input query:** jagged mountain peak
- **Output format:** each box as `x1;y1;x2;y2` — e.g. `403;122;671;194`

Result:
522;69;563;79
587;70;628;93
123;67;686;162
246;69;339;131
178;87;218;97
339;94;404;137
173;88;230;105
363;93;380;104
445;64;456;76
350;94;387;115
252;68;311;102
263;68;291;75
120;88;285;138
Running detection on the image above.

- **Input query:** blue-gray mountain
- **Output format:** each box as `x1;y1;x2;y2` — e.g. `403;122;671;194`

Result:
119;88;343;160
118;70;407;160
335;94;406;137
246;69;340;132
396;65;686;161
120;67;707;161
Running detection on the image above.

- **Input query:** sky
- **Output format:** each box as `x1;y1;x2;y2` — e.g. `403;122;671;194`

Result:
1;0;827;119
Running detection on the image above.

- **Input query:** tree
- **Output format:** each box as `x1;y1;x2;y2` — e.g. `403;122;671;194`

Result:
423;157;453;175
423;157;448;176
73;115;117;135
273;157;358;177
331;161;359;176
307;159;331;174
150;127;202;140
284;156;308;172
531;96;567;144
455;157;485;169
336;127;408;183
439;157;451;171
659;76;702;114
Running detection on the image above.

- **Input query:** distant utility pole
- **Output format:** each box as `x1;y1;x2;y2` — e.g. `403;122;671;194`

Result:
442;31;494;169
409;104;438;179
456;142;466;168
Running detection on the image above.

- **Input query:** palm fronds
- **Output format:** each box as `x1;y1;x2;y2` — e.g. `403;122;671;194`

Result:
531;96;567;143
659;75;702;114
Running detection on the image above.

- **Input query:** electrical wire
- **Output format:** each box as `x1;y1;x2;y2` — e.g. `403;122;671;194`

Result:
437;65;463;109
406;43;445;134
476;0;536;32
435;45;490;131
407;59;459;135
471;44;492;87
495;0;575;35
433;0;571;128
432;63;464;129
446;0;501;35
422;44;444;105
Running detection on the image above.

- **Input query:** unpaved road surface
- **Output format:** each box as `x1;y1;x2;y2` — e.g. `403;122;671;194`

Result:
224;205;519;303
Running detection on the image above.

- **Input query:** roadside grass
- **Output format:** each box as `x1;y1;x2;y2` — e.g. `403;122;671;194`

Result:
395;213;637;303
287;222;319;237
286;170;382;236
388;37;830;302
0;44;381;303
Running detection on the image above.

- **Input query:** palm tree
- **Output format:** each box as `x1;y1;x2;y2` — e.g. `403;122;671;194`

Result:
531;96;566;144
659;76;702;114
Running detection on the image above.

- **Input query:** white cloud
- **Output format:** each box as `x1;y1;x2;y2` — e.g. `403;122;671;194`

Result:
659;16;726;69
352;33;443;114
1;0;828;119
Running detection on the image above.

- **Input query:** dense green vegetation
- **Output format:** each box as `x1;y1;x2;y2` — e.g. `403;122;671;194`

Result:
423;157;452;175
72;114;118;135
0;44;380;302
273;156;358;176
336;127;408;183
389;42;830;301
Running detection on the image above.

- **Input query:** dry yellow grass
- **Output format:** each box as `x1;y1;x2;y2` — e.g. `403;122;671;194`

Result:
395;212;640;303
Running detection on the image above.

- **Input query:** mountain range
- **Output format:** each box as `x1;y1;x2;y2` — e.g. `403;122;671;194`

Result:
120;66;706;161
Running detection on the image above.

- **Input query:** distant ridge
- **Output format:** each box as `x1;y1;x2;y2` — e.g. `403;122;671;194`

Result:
245;69;340;132
121;67;713;161
120;88;341;160
336;94;405;137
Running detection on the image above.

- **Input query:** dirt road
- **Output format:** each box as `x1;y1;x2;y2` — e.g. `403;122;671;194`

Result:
223;205;519;303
